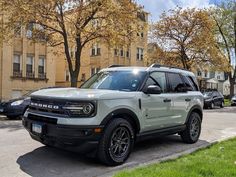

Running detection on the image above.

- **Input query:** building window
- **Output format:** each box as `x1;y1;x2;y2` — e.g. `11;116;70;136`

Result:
120;49;124;57
91;44;101;56
140;32;144;38
126;50;130;58
91;68;96;76
91;67;100;76
81;73;86;82
26;22;34;38
26;55;34;78
114;49;119;56
38;56;46;79
197;70;202;77
65;70;70;82
137;48;144;60
204;71;208;78
217;75;221;80
13;54;22;77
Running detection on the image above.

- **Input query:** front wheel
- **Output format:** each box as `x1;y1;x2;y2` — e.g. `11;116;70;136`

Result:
97;118;134;166
180;112;201;144
210;102;214;109
220;101;224;108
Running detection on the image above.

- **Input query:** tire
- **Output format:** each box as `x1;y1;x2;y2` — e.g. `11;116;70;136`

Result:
220;101;224;108
7;116;17;120
180;112;201;144
210;102;214;109
97;118;135;166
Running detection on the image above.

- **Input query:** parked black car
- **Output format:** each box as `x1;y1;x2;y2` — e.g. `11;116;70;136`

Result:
231;95;236;106
202;90;224;109
0;87;60;119
0;93;32;119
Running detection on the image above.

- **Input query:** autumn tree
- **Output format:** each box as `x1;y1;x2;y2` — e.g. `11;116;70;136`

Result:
211;0;236;97
152;7;227;70
0;0;143;87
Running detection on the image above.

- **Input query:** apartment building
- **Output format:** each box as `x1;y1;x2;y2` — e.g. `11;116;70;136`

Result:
0;27;56;101
56;13;148;87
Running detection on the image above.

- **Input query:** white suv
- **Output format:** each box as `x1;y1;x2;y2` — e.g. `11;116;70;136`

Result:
22;64;204;166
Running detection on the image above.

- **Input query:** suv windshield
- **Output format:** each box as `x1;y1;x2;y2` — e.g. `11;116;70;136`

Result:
81;70;146;91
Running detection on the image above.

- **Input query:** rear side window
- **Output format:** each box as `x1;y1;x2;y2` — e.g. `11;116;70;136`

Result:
182;75;195;91
167;73;185;93
188;76;199;91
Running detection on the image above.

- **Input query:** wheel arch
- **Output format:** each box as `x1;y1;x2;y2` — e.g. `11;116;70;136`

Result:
100;108;141;134
185;105;203;123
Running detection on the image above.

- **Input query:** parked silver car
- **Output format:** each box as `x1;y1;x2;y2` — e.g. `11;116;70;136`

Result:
231;95;236;106
22;64;204;166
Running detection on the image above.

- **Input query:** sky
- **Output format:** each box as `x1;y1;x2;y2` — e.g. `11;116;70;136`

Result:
137;0;223;22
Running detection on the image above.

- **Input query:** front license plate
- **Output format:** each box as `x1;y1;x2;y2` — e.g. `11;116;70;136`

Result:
32;123;42;134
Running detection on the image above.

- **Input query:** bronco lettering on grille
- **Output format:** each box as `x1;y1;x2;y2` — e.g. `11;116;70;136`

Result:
30;102;59;110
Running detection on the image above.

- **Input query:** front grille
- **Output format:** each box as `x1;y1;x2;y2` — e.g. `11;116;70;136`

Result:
28;114;57;124
29;97;67;115
29;106;65;115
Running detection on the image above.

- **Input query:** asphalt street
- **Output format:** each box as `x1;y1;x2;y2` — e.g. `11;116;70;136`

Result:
0;107;236;177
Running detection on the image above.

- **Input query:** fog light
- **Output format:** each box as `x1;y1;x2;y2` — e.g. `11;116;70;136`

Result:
94;128;102;133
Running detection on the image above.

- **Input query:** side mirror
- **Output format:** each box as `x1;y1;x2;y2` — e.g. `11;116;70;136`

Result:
145;85;162;94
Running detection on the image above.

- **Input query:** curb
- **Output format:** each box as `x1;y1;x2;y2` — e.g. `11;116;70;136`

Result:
100;136;236;177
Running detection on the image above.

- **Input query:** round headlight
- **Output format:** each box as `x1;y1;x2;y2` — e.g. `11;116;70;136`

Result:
83;103;94;115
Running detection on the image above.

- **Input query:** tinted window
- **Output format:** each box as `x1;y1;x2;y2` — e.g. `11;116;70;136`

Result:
188;76;199;91
182;75;195;91
81;71;146;92
167;73;185;93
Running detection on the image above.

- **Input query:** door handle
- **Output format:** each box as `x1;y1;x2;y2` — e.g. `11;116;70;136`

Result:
163;99;171;103
185;98;191;102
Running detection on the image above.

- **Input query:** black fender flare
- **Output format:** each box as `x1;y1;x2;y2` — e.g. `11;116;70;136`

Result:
185;105;203;124
100;108;141;133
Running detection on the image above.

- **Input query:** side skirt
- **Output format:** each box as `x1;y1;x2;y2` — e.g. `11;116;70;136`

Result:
136;125;186;142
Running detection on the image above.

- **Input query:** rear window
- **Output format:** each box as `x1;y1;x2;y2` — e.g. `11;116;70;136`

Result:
182;75;199;91
188;76;199;91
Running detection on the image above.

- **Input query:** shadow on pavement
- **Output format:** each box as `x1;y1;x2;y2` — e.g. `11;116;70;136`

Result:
16;135;210;177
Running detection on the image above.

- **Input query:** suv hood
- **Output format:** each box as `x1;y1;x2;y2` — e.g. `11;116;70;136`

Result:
31;88;137;100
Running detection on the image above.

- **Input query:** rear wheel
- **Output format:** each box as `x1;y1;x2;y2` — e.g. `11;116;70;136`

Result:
181;112;201;144
97;118;134;166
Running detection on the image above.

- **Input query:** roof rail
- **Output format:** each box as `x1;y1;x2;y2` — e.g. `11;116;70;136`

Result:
108;65;125;68
149;63;189;71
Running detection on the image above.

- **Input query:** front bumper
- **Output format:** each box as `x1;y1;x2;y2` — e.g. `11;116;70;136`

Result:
0;105;26;117
22;115;103;154
203;100;212;108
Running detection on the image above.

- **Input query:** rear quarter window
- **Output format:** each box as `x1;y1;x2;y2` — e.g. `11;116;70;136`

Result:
187;75;199;91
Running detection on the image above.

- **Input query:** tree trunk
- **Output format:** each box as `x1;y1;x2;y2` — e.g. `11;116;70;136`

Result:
229;75;235;98
70;71;79;87
70;38;82;87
